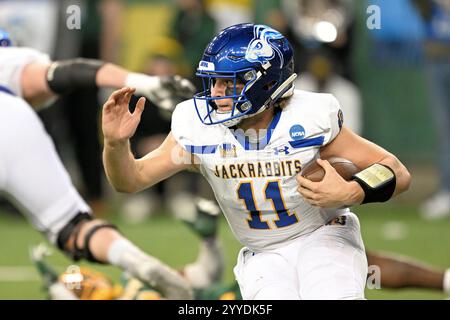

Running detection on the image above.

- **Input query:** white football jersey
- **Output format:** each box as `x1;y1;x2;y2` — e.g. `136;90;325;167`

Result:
172;90;349;252
0;47;50;97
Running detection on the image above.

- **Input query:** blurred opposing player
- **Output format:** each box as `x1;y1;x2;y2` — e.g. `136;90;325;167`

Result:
102;23;411;300
0;28;195;112
31;197;237;300
0;30;192;299
0;27;195;217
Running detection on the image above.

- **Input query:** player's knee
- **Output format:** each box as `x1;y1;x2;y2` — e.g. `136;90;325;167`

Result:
55;212;118;263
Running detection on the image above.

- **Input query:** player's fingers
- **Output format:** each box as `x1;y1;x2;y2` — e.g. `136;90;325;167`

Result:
109;87;129;102
118;87;136;105
297;185;317;200
296;174;318;191
121;91;133;107
309;200;320;207
316;159;333;173
103;98;118;112
133;97;146;117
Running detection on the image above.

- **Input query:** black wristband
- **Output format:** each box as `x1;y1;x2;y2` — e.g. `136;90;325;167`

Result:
352;164;396;204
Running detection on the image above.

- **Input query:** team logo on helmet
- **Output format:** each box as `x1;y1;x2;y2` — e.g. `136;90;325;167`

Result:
245;25;284;68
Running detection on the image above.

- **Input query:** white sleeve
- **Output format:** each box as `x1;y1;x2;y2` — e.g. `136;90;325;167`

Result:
171;100;197;151
0;47;50;97
323;94;344;145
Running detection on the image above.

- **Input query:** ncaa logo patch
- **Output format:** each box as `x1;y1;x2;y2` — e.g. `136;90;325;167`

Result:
289;125;305;140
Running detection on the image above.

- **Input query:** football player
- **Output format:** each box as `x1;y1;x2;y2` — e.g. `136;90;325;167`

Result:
0;29;192;299
0;29;195;112
102;23;411;299
30;197;234;300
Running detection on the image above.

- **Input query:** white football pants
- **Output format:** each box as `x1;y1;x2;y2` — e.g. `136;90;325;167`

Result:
233;212;367;300
0;92;90;243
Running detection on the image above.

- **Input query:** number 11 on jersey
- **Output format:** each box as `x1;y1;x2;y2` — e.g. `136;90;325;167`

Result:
237;180;299;230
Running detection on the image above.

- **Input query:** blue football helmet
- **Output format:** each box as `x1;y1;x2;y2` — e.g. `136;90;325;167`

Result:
194;23;297;127
0;29;12;47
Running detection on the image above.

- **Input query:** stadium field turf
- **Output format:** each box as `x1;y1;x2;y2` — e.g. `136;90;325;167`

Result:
0;203;449;299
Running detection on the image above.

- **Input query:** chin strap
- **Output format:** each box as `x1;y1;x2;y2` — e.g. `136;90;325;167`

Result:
271;73;298;101
209;71;298;127
238;73;298;122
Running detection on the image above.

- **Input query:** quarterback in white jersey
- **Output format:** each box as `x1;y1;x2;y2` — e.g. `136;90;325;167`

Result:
102;24;411;299
172;90;346;252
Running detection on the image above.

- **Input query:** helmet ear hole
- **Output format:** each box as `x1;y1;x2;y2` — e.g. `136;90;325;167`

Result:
263;81;277;91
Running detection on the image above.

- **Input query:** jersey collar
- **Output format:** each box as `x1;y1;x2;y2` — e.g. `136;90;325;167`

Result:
230;107;282;151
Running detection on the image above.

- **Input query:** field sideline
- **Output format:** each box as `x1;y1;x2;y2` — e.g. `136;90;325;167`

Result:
0;203;449;300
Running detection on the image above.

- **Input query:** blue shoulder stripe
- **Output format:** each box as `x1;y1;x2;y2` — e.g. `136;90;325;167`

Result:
0;85;15;96
185;144;218;154
289;136;324;148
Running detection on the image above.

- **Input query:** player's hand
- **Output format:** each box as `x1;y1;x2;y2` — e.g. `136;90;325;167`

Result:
102;87;145;145
296;159;361;208
152;76;196;111
126;73;196;112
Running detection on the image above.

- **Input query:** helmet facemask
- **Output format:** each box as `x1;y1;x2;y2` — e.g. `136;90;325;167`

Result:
194;68;260;127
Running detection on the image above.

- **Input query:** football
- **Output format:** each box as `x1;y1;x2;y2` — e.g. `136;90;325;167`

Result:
301;157;359;182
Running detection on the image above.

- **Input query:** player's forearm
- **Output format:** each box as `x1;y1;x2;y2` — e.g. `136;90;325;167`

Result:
96;63;162;97
378;154;411;196
343;156;410;207
21;60;119;106
343;181;365;206
21;62;55;105
103;139;142;193
96;63;128;88
21;60;152;103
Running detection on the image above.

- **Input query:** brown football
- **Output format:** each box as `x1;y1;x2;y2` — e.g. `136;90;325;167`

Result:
301;157;359;182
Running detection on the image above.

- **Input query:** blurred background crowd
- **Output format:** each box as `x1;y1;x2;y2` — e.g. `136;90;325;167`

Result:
1;0;450;299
